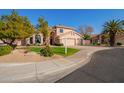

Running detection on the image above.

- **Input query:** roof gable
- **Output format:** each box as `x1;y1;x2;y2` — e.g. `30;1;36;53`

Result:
53;25;76;30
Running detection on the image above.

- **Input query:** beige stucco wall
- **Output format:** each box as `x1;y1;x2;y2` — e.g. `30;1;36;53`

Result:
56;27;74;36
15;40;22;45
60;31;81;38
0;40;3;44
115;35;124;45
55;27;82;46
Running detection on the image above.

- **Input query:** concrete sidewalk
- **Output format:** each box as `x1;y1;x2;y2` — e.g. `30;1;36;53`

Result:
0;46;110;83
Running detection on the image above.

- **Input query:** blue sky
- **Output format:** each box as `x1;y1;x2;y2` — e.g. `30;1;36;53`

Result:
0;9;124;34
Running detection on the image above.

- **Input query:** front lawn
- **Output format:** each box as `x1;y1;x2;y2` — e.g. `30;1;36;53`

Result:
27;47;79;56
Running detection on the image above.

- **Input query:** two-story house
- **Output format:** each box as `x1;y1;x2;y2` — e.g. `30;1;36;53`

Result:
50;25;82;46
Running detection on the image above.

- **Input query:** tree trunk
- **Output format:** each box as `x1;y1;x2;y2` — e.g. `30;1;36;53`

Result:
109;32;115;47
1;39;16;49
45;37;50;46
43;36;50;46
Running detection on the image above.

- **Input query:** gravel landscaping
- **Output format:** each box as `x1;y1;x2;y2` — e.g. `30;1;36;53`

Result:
0;46;79;63
0;49;63;63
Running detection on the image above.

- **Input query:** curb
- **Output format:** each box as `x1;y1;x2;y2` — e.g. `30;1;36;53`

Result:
36;51;94;83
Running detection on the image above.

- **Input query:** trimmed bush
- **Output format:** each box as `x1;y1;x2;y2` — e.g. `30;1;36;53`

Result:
117;42;122;46
0;45;12;56
92;42;97;46
40;46;54;57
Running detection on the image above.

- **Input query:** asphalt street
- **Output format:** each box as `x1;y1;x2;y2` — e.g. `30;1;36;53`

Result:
56;48;124;83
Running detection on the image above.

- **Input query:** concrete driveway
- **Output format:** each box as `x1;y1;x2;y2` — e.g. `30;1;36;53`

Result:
57;48;124;83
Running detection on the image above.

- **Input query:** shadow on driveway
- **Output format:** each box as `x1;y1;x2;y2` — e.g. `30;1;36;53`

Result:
56;48;124;83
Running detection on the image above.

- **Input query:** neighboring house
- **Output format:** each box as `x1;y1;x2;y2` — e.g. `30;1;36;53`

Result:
0;25;83;46
115;33;124;45
50;25;83;46
91;33;124;45
81;34;101;45
91;34;101;44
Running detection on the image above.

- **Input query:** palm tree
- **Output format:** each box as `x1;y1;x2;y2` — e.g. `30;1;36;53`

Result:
102;19;124;46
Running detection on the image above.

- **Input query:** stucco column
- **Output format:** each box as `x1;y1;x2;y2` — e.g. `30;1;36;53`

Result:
75;38;77;46
40;34;43;45
32;34;35;44
26;38;30;45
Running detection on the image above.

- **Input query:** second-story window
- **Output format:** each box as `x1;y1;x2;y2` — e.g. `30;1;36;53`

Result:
60;29;64;33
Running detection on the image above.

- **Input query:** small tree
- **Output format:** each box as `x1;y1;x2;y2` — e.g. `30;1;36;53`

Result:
85;26;93;35
37;17;54;57
0;10;35;48
79;25;93;40
37;17;50;46
102;19;124;46
83;34;91;40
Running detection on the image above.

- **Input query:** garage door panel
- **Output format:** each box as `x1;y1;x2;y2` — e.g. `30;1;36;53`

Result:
62;38;75;46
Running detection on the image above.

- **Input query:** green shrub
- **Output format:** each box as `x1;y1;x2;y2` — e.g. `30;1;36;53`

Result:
97;43;101;46
26;44;30;46
92;42;101;46
117;42;122;46
83;34;91;40
0;45;12;56
55;43;63;46
92;42;97;45
11;44;17;49
40;46;54;57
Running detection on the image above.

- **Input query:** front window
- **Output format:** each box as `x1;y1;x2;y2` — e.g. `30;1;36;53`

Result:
60;29;64;33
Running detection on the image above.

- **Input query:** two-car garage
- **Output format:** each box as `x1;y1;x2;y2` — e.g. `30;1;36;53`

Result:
61;38;82;46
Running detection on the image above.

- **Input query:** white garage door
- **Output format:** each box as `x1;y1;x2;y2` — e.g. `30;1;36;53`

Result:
62;38;75;46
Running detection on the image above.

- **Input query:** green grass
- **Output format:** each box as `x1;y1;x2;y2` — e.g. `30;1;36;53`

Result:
27;47;79;56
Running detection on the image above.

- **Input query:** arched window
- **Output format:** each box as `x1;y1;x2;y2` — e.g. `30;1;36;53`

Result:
35;34;41;44
30;37;33;44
